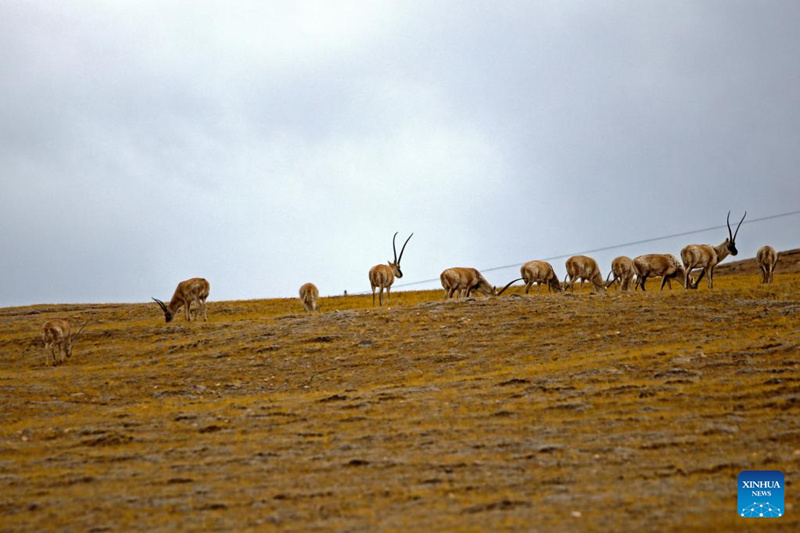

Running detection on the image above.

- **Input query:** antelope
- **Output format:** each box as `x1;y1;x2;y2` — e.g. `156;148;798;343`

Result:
605;256;636;291
756;245;778;284
440;267;522;299
152;277;210;322
564;255;605;293
369;232;413;307
299;283;320;312
42;319;89;366
520;260;561;293
681;211;746;289
632;254;687;291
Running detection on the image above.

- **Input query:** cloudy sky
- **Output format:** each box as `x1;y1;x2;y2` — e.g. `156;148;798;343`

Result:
1;1;799;307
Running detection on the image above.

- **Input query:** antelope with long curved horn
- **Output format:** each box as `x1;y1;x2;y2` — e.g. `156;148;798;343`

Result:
42;319;89;366
369;232;413;307
440;267;522;299
605;256;636;291
681;211;746;289
632;254;687;291
756;245;778;284
520;260;561;293
564;255;606;293
152;277;210;322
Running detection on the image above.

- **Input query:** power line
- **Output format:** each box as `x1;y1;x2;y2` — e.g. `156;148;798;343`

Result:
385;208;800;291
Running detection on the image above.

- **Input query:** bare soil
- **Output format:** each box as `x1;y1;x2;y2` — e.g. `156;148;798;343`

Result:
1;256;799;531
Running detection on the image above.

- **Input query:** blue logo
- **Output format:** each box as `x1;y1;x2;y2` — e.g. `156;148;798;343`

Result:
738;470;784;518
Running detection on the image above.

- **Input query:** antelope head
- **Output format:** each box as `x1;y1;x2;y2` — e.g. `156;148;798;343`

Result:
549;278;564;292
725;210;747;256
388;232;413;278
152;298;174;323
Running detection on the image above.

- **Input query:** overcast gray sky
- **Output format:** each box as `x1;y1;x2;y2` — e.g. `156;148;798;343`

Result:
1;1;799;307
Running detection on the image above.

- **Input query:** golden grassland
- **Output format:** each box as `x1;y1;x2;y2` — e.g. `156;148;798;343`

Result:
1;272;799;531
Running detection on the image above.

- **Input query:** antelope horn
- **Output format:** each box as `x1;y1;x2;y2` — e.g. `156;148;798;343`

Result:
397;233;413;265
733;211;746;241
726;211;733;242
497;277;524;296
392;232;399;263
152;297;168;313
72;320;90;340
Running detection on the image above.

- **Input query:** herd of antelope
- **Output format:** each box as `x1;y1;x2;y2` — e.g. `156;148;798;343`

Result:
41;211;782;365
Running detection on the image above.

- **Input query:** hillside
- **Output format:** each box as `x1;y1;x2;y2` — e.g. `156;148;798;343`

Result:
1;261;799;530
716;248;800;276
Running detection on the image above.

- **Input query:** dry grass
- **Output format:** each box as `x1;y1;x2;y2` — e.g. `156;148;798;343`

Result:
1;270;799;531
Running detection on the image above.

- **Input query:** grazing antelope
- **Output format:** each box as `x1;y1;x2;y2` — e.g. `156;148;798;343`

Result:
681;211;746;289
152;277;210;322
605;256;636;291
42;319;88;366
520;260;561;293
369;232;413;307
440;267;522;299
564;255;605;293
632;254;687;291
756;245;778;284
299;283;320;312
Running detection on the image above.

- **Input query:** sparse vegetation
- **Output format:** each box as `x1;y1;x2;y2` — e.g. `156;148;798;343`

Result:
0;266;798;530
